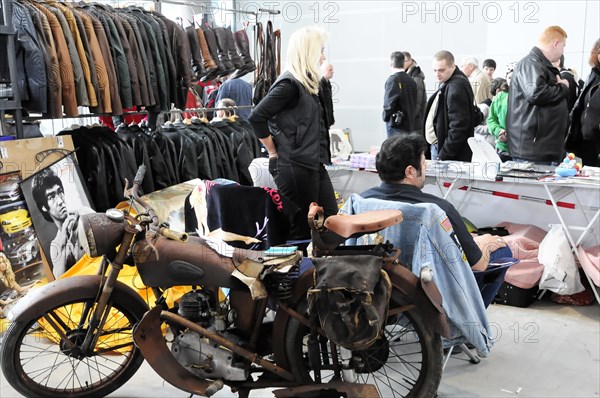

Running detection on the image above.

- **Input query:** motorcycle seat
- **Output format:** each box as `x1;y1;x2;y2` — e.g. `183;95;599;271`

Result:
324;210;403;238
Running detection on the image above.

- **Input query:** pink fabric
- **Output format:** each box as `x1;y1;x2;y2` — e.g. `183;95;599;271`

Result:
504;259;545;289
578;246;600;287
497;222;547;261
497;222;547;289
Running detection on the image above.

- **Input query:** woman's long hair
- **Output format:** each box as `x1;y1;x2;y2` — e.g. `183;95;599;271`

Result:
286;26;328;95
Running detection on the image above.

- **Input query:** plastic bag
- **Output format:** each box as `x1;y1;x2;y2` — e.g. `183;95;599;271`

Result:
538;225;585;295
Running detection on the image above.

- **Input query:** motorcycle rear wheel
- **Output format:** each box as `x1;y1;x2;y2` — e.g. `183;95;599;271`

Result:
1;298;144;398
285;297;443;398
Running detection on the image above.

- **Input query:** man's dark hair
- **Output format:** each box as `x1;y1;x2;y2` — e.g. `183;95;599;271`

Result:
483;58;496;69
32;168;63;222
376;133;427;183
390;51;406;69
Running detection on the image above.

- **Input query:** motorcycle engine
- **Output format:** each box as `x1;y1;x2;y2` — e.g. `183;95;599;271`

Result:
171;290;249;381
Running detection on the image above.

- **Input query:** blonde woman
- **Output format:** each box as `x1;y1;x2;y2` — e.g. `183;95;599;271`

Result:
249;26;337;240
0;252;31;309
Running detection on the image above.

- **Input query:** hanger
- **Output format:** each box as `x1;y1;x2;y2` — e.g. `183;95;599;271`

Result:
227;106;238;121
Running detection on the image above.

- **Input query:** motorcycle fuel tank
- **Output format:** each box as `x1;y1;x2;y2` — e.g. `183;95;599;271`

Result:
133;235;236;288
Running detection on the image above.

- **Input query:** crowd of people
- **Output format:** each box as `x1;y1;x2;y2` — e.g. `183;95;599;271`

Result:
383;26;600;167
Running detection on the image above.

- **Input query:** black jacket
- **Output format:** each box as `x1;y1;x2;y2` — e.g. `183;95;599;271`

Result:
12;1;48;113
383;71;418;133
506;46;569;163
318;77;335;129
250;71;324;169
567;67;600;166
424;68;476;161
408;65;427;134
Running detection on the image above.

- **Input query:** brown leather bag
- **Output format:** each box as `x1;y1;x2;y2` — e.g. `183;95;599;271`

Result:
307;255;392;351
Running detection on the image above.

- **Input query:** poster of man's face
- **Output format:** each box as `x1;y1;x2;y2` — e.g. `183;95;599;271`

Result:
21;156;94;279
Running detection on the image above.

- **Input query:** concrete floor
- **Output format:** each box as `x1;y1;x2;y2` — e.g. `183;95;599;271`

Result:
1;298;598;398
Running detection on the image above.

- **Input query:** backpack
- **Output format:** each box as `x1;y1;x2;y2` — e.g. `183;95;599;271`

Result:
307;255;391;351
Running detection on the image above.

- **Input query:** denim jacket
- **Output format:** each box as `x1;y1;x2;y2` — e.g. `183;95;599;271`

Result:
340;194;493;356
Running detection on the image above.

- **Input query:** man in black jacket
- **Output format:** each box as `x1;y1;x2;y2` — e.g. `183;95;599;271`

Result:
382;51;417;136
319;62;335;130
424;50;476;161
403;52;427;137
506;26;570;164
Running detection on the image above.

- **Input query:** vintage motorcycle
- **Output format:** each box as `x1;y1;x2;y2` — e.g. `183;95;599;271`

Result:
1;166;449;398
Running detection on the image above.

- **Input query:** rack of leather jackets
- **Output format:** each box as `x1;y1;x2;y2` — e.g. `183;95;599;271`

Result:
57;114;261;212
11;0;193;118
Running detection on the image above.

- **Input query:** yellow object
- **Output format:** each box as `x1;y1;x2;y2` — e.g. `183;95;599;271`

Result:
462;217;478;234
0;208;32;234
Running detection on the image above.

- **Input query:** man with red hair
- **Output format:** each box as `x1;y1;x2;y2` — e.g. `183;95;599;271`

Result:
506;26;571;165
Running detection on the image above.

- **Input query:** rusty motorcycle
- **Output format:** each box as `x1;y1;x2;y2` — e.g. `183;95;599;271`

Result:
1;165;449;398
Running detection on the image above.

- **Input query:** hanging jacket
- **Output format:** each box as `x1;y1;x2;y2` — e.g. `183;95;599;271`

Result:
44;3;89;106
341;193;494;357
51;1;97;108
76;9;110;113
30;2;78;116
12;1;48;113
24;3;62;118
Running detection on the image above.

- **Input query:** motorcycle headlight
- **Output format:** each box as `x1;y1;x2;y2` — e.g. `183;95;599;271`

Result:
77;209;126;258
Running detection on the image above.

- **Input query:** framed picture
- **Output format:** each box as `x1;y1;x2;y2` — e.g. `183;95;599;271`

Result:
0;171;44;313
20;154;94;279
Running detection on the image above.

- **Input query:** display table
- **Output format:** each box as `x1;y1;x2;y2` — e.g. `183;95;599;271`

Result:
327;161;600;252
248;158;599;250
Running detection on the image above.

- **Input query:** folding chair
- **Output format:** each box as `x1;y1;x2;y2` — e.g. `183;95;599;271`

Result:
442;256;517;370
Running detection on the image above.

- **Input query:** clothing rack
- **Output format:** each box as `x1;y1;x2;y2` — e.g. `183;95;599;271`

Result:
23;105;255;121
153;0;281;17
172;105;254;113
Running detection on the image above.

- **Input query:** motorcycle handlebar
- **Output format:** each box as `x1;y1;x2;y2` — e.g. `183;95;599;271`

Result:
134;165;146;186
127;166;189;240
159;227;189;242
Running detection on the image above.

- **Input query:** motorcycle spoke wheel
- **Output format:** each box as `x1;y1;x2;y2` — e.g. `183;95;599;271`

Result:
1;299;144;398
285;300;442;398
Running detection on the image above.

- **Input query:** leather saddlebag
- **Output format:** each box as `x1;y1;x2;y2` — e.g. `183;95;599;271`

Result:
307;255;391;351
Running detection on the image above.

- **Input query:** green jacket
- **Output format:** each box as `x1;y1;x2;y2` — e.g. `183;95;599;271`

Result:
487;90;509;153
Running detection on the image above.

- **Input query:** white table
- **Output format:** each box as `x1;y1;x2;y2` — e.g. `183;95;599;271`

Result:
328;162;600;250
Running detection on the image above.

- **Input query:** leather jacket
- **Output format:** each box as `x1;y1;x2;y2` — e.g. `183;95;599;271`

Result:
506;47;569;163
12;1;48;114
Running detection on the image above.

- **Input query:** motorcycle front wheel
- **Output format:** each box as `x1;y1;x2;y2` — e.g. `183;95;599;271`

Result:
285;297;443;398
1;298;144;398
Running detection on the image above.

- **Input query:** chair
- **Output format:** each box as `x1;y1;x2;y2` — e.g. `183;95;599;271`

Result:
442;259;515;369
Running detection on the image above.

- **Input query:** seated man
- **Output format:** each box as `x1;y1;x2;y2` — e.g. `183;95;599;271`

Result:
341;133;510;355
361;133;507;271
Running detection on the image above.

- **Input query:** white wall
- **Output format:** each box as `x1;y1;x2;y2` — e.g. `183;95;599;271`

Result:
230;0;599;152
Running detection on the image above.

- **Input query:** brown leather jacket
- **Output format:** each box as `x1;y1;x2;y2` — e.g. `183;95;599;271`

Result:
75;9;111;114
30;1;78;117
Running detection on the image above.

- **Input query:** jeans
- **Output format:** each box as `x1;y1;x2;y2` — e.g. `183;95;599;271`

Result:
430;143;439;160
341;194;494;356
386;125;410;137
